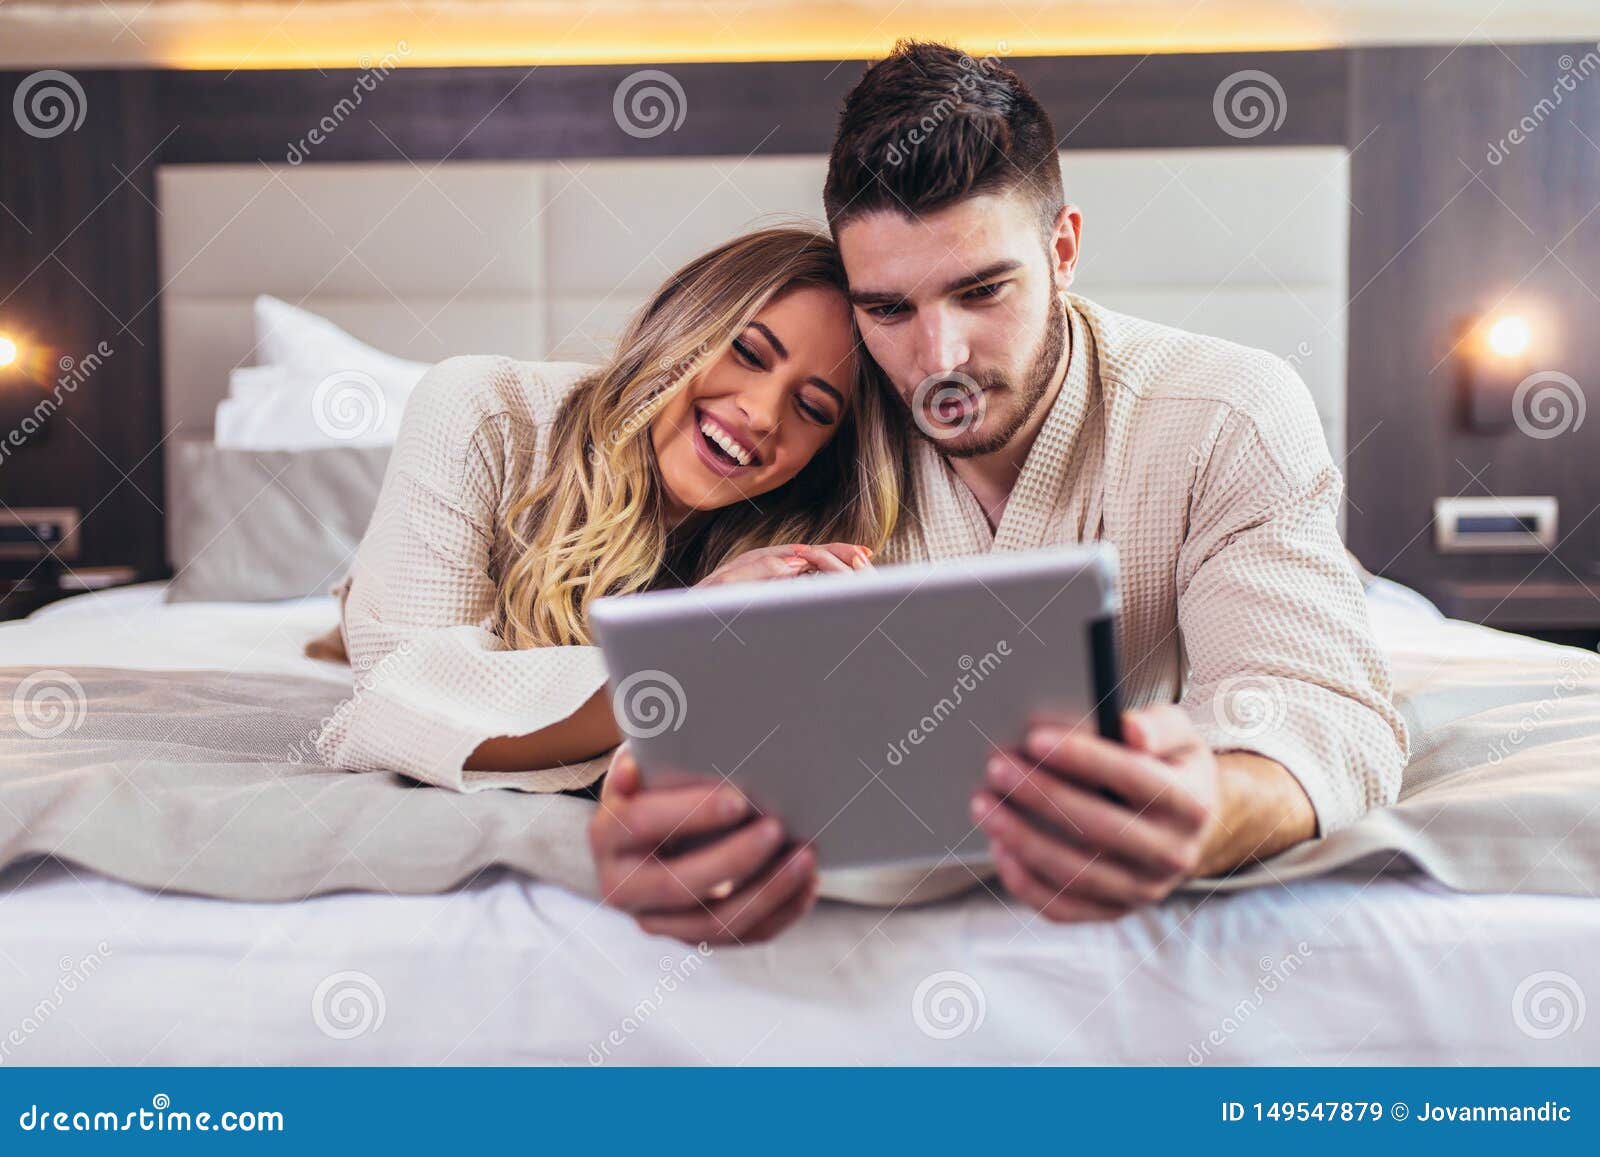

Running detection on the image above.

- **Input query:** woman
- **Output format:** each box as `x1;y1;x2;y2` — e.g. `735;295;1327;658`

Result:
314;227;907;939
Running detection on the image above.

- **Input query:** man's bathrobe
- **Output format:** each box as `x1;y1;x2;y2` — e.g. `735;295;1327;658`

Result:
314;295;1407;905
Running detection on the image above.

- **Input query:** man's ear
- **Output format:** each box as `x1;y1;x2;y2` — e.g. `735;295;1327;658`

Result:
1048;204;1084;294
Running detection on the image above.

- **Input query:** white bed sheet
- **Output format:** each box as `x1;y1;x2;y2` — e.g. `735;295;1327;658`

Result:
2;582;1597;1065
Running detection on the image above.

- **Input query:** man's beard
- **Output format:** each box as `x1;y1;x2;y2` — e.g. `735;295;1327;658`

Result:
915;296;1067;460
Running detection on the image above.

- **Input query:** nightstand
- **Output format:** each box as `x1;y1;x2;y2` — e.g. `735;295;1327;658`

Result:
0;564;142;622
1436;579;1600;650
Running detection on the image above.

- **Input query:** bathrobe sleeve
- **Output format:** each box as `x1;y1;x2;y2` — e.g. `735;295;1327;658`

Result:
314;355;613;793
1174;357;1409;833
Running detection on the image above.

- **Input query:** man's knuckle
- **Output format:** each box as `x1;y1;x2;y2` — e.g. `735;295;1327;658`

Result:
1148;875;1178;902
1041;897;1086;923
1153;843;1192;876
1121;877;1162;905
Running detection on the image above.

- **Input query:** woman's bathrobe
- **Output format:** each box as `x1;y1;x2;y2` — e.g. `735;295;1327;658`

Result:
315;297;1407;903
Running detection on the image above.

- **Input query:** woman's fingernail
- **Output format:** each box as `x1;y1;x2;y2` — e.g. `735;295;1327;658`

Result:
851;556;866;570
1026;726;1067;756
758;817;783;843
969;794;991;823
720;790;748;820
987;759;1020;789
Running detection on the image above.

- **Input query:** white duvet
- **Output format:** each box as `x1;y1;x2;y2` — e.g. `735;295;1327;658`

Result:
1;582;1597;1065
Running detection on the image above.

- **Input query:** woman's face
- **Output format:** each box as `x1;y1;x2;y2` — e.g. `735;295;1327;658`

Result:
651;284;859;516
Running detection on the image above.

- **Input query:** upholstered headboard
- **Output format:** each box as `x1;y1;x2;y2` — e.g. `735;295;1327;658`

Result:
156;147;1349;457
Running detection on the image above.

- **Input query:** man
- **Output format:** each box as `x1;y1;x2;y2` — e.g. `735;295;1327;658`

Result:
590;41;1408;943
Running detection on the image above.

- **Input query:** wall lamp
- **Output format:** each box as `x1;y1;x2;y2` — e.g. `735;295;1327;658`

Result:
1458;310;1536;432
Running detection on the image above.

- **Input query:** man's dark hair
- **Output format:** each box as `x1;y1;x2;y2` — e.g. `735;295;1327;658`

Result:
824;40;1064;234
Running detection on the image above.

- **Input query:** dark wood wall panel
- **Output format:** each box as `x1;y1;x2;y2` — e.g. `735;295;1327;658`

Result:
0;70;163;576
154;50;1346;166
1017;49;1348;149
1345;43;1600;599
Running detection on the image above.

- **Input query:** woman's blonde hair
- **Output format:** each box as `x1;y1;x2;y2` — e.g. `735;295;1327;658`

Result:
497;227;908;649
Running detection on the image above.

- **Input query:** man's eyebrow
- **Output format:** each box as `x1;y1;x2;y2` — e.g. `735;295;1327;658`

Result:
747;321;788;360
944;260;1023;293
847;259;1024;306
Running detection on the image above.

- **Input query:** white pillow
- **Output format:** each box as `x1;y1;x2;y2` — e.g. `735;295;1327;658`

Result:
215;365;298;448
226;363;294;403
211;298;430;450
213;369;412;450
253;295;430;388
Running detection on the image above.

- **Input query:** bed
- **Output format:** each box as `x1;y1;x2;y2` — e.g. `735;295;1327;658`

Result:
3;148;1597;1067
3;579;1597;1065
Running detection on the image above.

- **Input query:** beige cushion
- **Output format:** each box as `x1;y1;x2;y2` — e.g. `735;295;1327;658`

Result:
165;441;389;603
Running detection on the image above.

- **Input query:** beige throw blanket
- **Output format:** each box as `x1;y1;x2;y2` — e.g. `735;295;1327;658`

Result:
3;614;1596;905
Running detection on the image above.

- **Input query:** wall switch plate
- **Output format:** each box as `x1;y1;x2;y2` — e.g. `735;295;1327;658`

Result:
1434;495;1556;554
0;506;81;560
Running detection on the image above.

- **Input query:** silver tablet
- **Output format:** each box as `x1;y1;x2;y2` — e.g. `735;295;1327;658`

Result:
589;543;1122;873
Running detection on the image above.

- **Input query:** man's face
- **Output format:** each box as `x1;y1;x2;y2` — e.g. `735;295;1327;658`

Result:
836;191;1078;457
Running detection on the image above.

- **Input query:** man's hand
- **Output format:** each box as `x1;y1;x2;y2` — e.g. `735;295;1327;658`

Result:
969;705;1222;922
588;745;820;945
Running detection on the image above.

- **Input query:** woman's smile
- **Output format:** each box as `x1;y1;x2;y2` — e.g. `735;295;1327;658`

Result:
692;404;763;476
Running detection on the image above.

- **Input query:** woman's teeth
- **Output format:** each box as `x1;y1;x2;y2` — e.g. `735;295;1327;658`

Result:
699;415;754;466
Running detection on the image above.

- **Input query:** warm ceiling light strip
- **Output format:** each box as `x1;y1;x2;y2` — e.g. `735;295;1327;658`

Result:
5;5;1338;70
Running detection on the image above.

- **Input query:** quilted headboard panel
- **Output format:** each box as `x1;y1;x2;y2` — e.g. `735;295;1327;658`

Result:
158;147;1349;457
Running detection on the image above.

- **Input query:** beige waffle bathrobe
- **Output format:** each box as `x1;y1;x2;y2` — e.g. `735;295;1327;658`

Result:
315;296;1408;903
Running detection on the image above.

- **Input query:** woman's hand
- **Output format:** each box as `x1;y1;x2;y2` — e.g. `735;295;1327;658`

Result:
588;745;820;946
696;543;874;587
